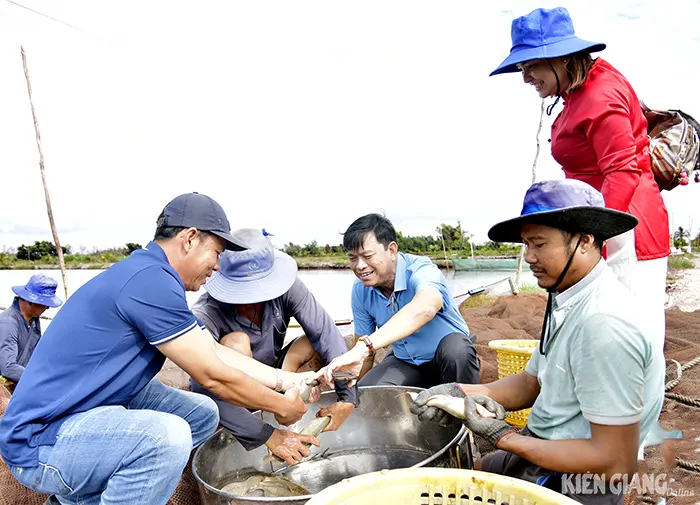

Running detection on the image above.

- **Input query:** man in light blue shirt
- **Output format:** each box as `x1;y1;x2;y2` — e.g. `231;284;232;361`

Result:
312;213;480;388
410;180;666;505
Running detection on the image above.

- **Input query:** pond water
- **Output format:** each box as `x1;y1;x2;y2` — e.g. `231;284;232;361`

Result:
0;267;535;331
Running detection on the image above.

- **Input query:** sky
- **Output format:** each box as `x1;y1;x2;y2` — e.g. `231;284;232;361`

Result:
1;0;699;253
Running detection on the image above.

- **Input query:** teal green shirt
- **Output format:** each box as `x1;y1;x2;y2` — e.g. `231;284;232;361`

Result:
524;260;664;446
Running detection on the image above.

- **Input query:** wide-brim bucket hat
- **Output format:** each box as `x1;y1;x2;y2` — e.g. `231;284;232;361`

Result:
488;179;638;244
12;274;63;308
203;228;298;304
490;7;606;76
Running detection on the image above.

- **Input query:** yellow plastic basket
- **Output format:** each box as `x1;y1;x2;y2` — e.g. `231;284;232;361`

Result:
487;340;539;427
306;468;579;505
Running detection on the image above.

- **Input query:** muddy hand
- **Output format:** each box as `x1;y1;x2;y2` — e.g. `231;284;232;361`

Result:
300;375;333;404
316;402;354;432
317;345;367;388
274;386;307;426
264;429;321;466
299;380;316;403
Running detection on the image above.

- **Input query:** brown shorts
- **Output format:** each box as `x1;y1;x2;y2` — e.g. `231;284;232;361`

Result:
481;428;623;505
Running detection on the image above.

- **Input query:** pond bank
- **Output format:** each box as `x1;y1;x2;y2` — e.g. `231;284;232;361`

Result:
0;256;454;271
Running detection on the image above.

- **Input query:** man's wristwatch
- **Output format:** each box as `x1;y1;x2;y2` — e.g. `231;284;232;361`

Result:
358;335;376;355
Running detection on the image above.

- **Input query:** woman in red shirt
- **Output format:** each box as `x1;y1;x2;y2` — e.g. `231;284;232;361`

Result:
490;7;670;352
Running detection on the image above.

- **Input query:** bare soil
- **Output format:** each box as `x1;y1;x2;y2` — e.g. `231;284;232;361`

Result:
458;286;700;504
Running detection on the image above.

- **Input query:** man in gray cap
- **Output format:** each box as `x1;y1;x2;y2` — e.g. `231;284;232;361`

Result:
409;180;666;505
192;228;357;465
0;193;313;505
0;274;63;387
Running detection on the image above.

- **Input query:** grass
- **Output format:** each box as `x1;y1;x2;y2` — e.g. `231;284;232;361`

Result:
668;254;696;270
520;283;545;293
0;255;125;270
459;294;498;309
293;256;350;269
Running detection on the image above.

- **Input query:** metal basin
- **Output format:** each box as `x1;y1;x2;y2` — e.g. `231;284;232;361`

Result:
192;386;470;505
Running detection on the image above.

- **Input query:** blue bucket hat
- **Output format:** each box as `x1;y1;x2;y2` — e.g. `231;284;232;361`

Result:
488;179;638;243
490;7;606;76
12;274;63;308
203;228;298;304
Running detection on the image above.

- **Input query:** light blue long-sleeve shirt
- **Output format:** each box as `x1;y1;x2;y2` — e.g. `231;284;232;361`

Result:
0;298;42;383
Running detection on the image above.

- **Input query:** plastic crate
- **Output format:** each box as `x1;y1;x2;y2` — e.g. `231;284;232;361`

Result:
487;340;539;427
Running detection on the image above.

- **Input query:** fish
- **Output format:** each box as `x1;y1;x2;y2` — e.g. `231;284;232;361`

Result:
263;416;332;466
409;392;498;420
220;474;310;497
299;372;358;403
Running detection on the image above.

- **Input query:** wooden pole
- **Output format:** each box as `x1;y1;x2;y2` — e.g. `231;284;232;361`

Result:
515;98;546;289
437;227;450;273
21;46;69;300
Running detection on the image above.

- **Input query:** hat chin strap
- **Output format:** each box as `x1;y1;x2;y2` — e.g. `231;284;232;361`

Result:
539;233;583;355
545;60;562;116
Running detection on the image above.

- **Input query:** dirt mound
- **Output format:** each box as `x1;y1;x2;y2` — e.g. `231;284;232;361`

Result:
461;293;546;384
461;293;700;503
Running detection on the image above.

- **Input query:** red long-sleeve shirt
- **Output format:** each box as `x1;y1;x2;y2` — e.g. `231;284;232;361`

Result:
551;58;670;261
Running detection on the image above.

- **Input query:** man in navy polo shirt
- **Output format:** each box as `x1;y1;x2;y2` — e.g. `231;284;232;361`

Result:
313;213;480;388
0;193;313;505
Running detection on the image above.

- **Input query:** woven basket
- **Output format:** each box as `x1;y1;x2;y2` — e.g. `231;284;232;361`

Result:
487;340;539;427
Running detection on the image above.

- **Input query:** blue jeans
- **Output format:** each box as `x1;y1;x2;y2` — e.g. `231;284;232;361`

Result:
9;378;219;505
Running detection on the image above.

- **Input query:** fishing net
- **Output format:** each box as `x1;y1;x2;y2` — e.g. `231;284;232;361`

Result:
0;385;204;505
0;385;49;505
166;453;203;505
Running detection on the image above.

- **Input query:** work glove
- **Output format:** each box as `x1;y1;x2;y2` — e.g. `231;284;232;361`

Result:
409;383;466;424
426;395;515;447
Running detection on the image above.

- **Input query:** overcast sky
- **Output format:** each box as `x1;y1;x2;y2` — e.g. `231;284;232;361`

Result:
1;0;699;252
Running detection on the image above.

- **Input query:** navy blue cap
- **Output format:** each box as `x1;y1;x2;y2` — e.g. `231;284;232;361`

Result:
160;193;247;251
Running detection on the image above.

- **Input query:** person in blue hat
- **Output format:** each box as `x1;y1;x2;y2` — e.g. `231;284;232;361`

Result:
0;193;313;505
191;228;358;465
490;7;670;355
411;180;666;504
0;274;63;386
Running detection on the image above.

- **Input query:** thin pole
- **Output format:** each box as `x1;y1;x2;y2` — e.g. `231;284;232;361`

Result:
21;46;69;299
515;98;546;288
437;227;450;273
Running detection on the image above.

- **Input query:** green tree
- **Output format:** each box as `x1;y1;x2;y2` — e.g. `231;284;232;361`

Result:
692;231;700;249
437;223;462;250
16;240;69;261
125;243;142;255
673;226;690;248
301;241;321;257
282;243;302;257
